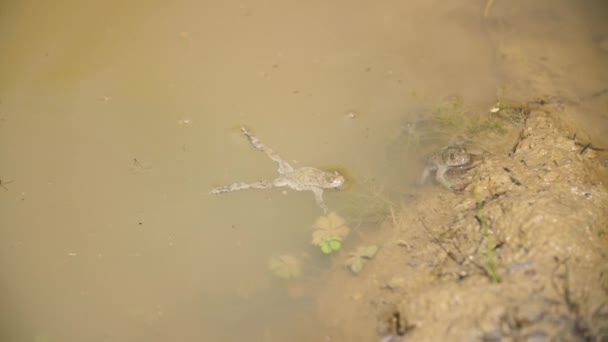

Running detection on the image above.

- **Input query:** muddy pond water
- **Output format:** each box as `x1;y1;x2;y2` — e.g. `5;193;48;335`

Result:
0;0;607;341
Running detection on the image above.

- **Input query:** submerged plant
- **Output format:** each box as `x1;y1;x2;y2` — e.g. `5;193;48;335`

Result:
433;95;468;129
267;254;302;280
345;245;379;274
311;212;351;255
336;179;398;228
467;117;507;135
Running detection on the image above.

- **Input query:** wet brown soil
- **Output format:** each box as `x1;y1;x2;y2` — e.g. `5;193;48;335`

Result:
315;103;608;341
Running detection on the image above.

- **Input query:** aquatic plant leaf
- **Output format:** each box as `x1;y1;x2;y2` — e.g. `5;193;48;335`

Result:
345;245;380;274
357;245;379;259
267;255;301;279
320;242;332;254
329;239;342;251
318;236;341;254
348;258;365;274
311;212;351;245
315;211;345;228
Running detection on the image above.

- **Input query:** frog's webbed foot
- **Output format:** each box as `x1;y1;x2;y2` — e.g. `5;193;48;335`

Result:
210;181;272;194
312;187;328;213
435;168;456;190
241;127;294;175
451;183;469;193
436;169;471;192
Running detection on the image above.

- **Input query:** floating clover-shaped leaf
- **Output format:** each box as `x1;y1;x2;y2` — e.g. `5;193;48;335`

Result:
318;236;342;254
312;212;351;248
267;255;301;280
345;245;379;274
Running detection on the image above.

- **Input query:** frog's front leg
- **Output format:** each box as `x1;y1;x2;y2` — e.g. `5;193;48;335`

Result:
434;166;455;190
418;166;432;186
210;180;272;194
418;161;438;186
311;187;328;213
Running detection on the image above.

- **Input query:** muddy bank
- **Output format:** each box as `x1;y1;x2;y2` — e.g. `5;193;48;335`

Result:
315;105;608;341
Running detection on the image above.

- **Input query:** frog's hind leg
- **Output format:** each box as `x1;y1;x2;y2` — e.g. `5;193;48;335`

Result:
312;188;328;214
434;166;458;190
435;171;453;189
241;127;294;175
210;180;272;194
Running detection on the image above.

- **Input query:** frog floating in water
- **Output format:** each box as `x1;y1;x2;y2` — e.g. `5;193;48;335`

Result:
419;143;477;190
210;127;345;213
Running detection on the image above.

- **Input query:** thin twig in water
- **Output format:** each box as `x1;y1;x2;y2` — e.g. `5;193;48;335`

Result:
571;133;606;152
389;205;398;227
483;0;495;17
352;183;399;223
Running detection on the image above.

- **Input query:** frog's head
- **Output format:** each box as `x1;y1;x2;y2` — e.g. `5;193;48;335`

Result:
444;147;470;167
326;171;346;189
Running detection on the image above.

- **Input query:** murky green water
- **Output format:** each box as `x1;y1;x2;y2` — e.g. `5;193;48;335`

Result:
0;0;606;341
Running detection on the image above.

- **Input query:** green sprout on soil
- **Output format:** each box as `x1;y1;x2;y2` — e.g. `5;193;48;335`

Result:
345;245;379;274
476;202;501;283
267;255;302;280
312;212;351;255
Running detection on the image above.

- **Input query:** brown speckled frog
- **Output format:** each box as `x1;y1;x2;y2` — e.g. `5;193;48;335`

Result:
210;127;345;213
419;144;474;190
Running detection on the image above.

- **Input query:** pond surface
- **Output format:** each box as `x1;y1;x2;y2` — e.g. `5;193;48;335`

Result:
0;0;606;341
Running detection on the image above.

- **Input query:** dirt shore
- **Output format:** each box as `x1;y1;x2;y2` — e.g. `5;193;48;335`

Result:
316;105;608;341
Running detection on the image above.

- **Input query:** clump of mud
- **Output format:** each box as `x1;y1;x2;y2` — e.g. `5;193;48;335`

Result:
315;105;608;341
